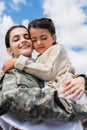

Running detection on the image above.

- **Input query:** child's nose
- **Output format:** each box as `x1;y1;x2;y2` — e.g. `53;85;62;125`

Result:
37;40;42;45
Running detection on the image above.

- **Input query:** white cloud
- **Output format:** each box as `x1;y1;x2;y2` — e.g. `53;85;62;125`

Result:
22;19;29;27
0;15;15;71
12;0;26;4
79;0;87;6
0;15;15;34
9;0;26;11
0;0;28;72
0;1;5;17
43;0;87;74
67;50;87;74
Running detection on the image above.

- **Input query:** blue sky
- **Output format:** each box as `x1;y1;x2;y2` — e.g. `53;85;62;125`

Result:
3;0;44;23
0;0;87;74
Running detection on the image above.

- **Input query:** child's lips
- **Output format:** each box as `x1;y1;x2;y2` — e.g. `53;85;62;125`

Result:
38;46;45;50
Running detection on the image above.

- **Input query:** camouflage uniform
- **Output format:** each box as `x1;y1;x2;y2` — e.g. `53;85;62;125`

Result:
0;68;43;114
0;69;87;122
9;87;87;122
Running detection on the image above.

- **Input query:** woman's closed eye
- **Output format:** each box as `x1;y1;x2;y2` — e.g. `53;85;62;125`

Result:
13;36;19;42
24;34;30;39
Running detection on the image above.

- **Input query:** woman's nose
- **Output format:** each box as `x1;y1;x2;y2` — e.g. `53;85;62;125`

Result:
21;36;26;43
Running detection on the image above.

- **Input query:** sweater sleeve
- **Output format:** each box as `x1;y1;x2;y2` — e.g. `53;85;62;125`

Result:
15;44;74;81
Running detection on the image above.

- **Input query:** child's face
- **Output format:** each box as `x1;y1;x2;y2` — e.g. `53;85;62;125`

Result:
7;27;33;57
29;28;56;54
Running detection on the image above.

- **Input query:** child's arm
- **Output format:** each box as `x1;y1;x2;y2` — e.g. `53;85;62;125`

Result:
15;44;74;80
2;44;74;81
2;58;17;73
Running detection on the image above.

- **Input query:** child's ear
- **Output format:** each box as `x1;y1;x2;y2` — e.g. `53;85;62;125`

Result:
53;34;56;42
7;48;13;55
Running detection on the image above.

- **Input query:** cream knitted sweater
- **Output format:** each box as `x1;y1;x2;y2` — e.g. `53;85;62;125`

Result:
15;44;74;89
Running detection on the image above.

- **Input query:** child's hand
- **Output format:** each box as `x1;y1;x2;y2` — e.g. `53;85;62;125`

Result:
2;58;17;73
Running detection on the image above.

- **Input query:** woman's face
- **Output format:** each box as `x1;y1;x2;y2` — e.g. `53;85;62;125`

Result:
29;28;56;54
7;27;33;57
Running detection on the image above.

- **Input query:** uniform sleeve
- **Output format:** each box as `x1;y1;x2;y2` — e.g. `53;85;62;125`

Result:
15;44;74;80
74;74;87;91
8;87;87;122
0;86;87;122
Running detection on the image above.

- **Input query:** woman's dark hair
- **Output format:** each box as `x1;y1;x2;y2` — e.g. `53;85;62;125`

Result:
5;25;28;48
28;18;57;45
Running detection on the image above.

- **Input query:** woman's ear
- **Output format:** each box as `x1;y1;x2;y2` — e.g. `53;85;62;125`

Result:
7;48;13;55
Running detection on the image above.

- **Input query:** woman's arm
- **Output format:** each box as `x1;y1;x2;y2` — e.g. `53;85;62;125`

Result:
62;75;86;99
1;87;87;122
0;71;87;122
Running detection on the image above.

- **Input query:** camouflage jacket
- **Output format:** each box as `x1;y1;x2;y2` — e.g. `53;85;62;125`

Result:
0;69;87;122
10;87;87;122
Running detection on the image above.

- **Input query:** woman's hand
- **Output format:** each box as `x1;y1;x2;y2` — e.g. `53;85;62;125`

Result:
61;77;85;99
2;58;17;73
